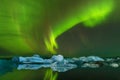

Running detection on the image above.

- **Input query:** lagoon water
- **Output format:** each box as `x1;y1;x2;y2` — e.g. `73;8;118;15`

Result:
0;67;120;80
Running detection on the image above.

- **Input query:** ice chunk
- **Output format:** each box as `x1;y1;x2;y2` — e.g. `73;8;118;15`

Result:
19;55;44;63
81;63;100;68
51;55;64;62
50;62;77;72
17;64;50;70
109;63;119;68
79;56;104;62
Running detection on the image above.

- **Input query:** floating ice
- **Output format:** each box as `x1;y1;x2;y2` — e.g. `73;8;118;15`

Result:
18;55;44;63
11;55;120;72
51;55;64;62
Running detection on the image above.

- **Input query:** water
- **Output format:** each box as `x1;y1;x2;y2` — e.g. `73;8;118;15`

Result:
0;55;120;80
0;67;120;80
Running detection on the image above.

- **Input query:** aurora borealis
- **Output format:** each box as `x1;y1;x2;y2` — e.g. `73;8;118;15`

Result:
0;0;120;80
0;0;116;56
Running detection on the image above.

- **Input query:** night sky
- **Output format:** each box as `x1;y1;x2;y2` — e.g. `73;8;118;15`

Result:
0;0;119;57
0;0;120;80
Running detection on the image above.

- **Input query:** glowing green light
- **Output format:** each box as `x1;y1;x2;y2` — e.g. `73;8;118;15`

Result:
52;0;114;38
82;1;114;27
44;69;58;80
44;31;58;54
0;0;115;55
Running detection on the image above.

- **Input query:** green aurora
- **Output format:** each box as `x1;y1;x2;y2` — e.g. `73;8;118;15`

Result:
0;0;115;56
0;1;120;80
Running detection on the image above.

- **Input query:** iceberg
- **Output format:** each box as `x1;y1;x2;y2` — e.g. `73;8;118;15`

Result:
11;54;120;72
